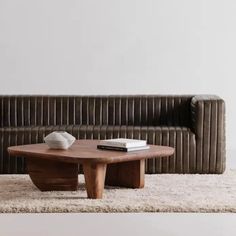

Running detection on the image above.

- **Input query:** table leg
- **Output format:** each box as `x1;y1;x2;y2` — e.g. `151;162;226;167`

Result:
105;159;145;188
27;158;78;191
83;163;107;199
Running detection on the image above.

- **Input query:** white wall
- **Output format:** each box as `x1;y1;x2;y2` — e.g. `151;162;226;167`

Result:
0;0;235;150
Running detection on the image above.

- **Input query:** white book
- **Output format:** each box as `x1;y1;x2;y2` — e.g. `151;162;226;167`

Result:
125;146;150;152
99;138;147;148
97;145;150;152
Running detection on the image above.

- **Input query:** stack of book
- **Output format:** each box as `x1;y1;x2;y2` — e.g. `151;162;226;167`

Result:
97;138;149;152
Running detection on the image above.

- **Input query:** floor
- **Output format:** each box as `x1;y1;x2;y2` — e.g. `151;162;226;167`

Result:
1;213;236;236
0;150;235;236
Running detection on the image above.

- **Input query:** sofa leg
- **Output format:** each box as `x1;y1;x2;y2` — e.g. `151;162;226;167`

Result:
105;160;145;188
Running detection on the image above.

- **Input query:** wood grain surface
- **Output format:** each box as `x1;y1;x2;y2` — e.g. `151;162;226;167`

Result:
106;160;145;188
8;140;174;164
83;163;107;199
27;157;78;191
8;140;174;199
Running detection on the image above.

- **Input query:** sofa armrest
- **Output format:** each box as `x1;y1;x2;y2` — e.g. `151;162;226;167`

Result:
190;95;226;173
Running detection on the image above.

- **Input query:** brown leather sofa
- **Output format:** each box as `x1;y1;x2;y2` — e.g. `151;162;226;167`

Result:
0;95;225;174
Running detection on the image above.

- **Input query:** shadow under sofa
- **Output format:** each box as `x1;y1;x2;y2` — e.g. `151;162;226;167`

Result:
0;95;225;174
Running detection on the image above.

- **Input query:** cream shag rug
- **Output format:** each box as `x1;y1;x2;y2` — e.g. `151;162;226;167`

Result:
1;170;236;213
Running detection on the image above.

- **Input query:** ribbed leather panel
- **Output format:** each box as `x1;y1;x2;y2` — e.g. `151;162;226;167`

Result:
0;95;226;174
0;125;195;174
191;95;226;173
0;96;192;127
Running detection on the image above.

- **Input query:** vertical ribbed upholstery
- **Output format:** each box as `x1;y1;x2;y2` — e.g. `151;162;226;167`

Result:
0;95;192;127
0;96;77;127
0;95;225;174
191;95;226;173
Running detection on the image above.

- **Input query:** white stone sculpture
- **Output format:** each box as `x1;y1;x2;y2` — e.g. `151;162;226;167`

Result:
44;131;75;149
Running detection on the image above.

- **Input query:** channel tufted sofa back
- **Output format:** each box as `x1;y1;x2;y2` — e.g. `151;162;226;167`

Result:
0;95;226;174
0;96;191;127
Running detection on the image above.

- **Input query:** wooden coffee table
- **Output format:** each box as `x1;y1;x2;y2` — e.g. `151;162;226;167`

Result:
8;140;174;199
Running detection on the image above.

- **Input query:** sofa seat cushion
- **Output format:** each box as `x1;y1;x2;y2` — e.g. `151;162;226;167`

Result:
0;125;195;174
